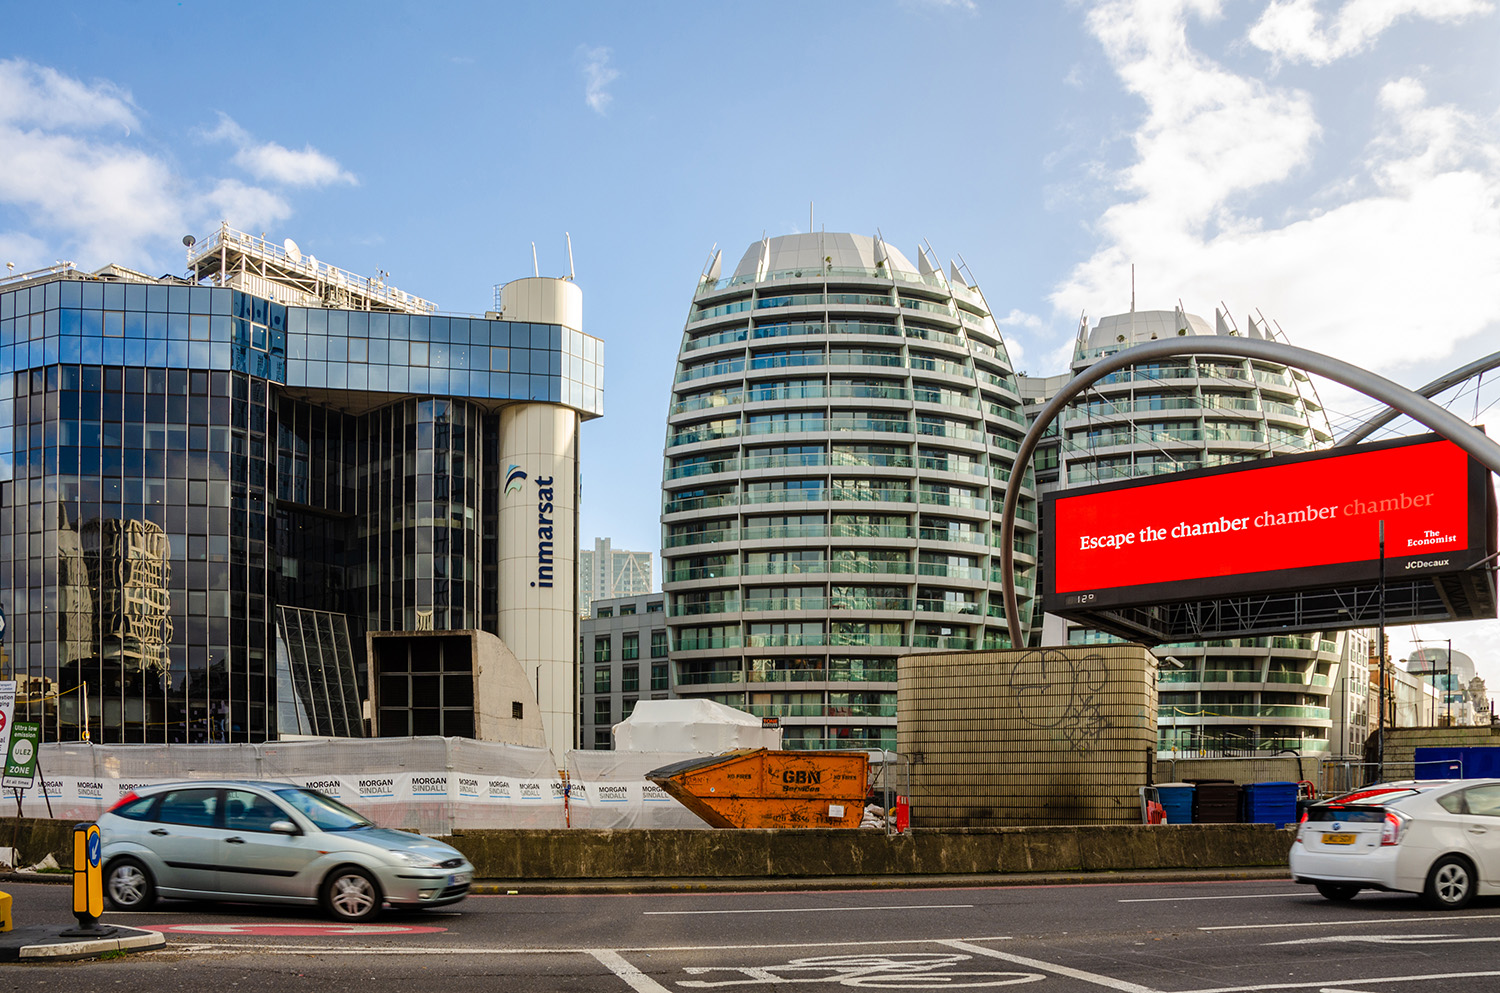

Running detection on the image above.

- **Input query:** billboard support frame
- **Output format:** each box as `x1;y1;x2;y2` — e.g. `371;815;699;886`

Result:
1000;337;1500;648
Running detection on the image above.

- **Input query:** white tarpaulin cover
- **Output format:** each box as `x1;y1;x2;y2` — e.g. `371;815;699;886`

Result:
18;738;729;834
612;699;781;752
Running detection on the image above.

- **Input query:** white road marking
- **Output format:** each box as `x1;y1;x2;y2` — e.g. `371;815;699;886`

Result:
159;934;1014;956
590;948;674;993
1174;970;1500;992
1266;933;1500;946
1118;893;1307;903
940;938;1159;993
643;903;973;916
1201;913;1500;931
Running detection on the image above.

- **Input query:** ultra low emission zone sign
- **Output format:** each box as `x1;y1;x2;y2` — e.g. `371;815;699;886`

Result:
4;720;40;790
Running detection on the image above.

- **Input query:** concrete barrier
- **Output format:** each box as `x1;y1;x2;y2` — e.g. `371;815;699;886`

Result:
0;818;1294;881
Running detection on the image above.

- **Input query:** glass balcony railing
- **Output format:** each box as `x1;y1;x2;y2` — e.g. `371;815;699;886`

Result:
666;458;738;480
1159;704;1331;720
741;559;829;576
684;328;749;352
675;670;744;684
672;390;746;414
664;529;737;548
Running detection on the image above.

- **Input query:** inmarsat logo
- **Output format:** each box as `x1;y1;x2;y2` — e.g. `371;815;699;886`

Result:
505;465;527;495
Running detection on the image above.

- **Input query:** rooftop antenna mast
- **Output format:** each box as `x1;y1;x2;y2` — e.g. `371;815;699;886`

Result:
809;201;814;233
1131;264;1135;313
531;243;539;277
566;232;575;281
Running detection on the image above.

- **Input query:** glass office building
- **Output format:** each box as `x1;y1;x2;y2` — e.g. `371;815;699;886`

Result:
0;226;602;746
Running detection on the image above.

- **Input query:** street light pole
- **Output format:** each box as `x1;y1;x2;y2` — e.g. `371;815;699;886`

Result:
1377;520;1387;780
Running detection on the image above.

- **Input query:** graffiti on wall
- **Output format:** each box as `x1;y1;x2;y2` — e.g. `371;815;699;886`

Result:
1008;649;1109;750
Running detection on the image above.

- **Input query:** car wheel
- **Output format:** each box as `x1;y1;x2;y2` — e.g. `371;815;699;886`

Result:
322;866;382;922
104;856;157;911
1423;855;1476;910
1314;882;1360;902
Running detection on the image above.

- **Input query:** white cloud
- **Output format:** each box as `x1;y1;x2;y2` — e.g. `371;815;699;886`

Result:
579;46;619;115
205;113;356;187
1052;1;1500;376
197;179;293;233
1249;0;1493;66
0;59;138;131
0;60;351;270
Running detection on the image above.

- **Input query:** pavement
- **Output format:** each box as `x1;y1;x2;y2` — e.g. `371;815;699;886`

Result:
0;921;165;962
0;865;1290;959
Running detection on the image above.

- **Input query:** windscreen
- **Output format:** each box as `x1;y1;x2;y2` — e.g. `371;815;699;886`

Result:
274;787;373;831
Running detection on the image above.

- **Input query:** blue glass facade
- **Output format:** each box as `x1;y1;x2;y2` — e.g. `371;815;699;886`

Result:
0;273;602;744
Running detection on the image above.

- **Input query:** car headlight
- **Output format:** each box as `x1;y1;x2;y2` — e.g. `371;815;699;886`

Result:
387;850;444;868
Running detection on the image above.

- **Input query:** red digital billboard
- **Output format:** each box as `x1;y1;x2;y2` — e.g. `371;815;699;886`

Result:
1043;435;1494;614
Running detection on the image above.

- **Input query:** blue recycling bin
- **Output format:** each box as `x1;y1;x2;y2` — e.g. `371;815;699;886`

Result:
1241;781;1298;827
1157;783;1195;825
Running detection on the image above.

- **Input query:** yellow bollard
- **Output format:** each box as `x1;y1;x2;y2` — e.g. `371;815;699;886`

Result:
0;890;12;931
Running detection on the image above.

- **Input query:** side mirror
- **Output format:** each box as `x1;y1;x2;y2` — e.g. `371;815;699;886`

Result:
269;820;300;835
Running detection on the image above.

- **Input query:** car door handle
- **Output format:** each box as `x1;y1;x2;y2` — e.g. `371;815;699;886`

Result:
1468;827;1487;834
225;836;246;844
150;828;169;836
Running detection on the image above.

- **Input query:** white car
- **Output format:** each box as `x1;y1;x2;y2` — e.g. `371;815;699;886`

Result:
99;780;474;921
1290;779;1500;909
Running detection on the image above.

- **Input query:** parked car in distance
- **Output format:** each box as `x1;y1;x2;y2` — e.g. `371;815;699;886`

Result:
99;780;473;921
1290;779;1500;909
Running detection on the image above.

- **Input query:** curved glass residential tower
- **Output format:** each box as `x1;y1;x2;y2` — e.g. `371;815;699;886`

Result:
658;233;1038;750
1029;307;1365;758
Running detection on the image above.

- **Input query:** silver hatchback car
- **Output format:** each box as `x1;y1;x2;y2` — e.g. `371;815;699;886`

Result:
99;780;474;921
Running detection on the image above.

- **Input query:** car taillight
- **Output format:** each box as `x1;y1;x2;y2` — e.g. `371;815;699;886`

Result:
107;790;138;812
1299;810;1308;824
1380;810;1407;846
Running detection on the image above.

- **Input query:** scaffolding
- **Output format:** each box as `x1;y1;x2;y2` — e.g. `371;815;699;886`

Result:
185;222;438;315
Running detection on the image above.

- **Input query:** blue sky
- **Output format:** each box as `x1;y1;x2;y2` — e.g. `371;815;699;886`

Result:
4;0;1500;682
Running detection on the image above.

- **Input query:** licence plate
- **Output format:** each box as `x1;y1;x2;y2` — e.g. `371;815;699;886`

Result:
449;872;472;886
1321;833;1357;845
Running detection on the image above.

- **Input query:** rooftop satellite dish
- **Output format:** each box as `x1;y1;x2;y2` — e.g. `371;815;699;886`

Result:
284;238;302;263
182;235;196;248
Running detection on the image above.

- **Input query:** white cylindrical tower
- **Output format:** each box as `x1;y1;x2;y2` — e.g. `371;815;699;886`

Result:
497;276;584;755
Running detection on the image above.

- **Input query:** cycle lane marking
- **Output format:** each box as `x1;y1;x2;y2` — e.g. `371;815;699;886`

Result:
941;938;1160;993
590;948;673;993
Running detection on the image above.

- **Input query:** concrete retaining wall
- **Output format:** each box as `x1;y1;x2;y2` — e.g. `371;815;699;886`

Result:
0;819;1293;880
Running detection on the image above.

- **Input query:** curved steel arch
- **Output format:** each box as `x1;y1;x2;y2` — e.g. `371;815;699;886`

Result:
999;337;1500;648
1338;348;1500;447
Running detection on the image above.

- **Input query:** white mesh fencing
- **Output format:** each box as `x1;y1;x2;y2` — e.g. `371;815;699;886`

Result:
16;738;720;834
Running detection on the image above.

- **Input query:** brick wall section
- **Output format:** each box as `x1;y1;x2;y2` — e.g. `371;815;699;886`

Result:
898;647;1159;827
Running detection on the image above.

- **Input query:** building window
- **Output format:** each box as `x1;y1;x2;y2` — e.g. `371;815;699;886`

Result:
620;604;636;616
622;697;638;720
512;701;524;720
594;636;611;663
594;697;612;725
651;662;669;691
622;665;640;693
651;631;668;658
594;666;611;693
647;600;664;613
622;633;640;661
594;728;612;749
597;607;613;618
